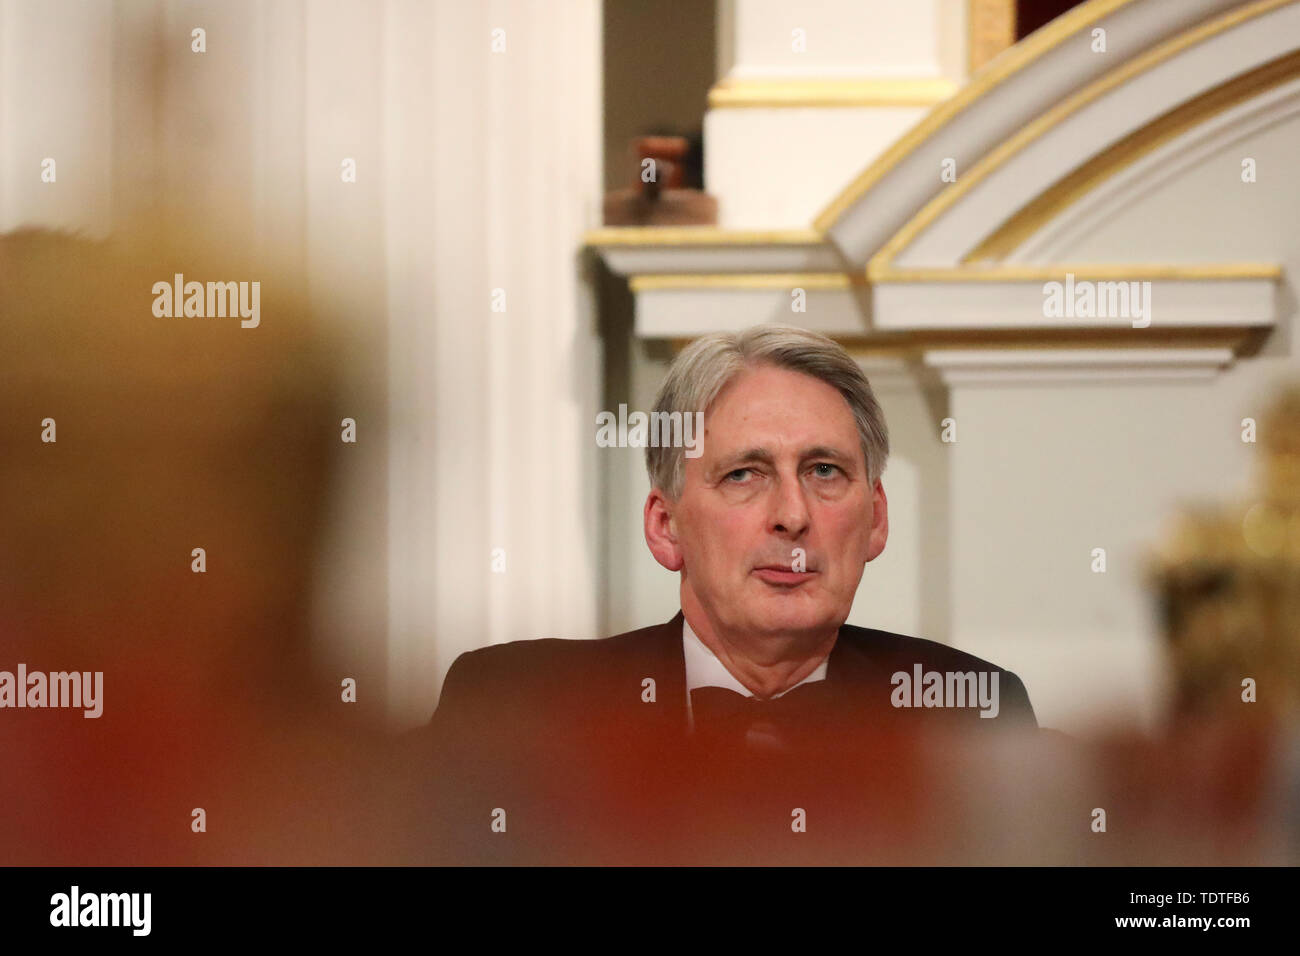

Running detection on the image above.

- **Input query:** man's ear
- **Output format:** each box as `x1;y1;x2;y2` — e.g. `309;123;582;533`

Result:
865;479;888;563
644;489;684;572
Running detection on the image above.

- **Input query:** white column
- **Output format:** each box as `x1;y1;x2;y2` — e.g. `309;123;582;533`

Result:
383;0;603;729
726;0;963;79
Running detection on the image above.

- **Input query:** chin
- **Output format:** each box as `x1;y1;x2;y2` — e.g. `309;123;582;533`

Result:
754;601;832;633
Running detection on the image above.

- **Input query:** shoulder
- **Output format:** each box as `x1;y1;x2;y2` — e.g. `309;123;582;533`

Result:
436;620;669;709
837;624;1038;726
838;624;1009;673
446;620;663;675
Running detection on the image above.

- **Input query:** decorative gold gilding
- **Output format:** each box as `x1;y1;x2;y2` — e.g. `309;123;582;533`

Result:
967;48;1300;262
1144;381;1300;721
631;265;1278;290
813;0;1138;231
868;263;1281;283
707;77;958;109
870;0;1299;276
663;326;1260;358
629;272;861;292
584;227;823;247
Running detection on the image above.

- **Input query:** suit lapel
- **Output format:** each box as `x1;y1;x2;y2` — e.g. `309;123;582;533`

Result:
826;624;894;717
649;610;689;736
585;610;689;741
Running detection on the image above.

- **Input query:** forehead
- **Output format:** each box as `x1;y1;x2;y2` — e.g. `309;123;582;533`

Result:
704;364;858;448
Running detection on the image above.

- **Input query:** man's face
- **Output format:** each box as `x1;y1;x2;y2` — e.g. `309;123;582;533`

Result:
646;362;888;641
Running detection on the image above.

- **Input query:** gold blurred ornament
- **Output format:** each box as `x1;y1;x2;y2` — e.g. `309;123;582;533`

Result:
1144;381;1300;723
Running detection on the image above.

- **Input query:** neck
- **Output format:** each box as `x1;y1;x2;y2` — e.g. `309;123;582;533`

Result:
681;585;838;699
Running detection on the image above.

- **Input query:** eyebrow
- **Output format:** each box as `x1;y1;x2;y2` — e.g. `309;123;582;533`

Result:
714;445;857;472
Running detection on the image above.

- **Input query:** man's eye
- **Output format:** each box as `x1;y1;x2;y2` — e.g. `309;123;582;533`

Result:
812;463;840;478
725;468;752;482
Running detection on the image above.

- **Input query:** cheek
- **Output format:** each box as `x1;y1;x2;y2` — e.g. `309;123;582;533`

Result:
684;503;759;571
825;507;873;563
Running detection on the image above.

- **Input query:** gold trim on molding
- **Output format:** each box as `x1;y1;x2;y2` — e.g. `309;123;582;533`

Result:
870;0;1298;274
584;227;823;247
630;273;861;292
838;326;1261;353
869;263;1282;283
966;48;1300;262
630;264;1280;291
668;326;1265;358
707;77;959;109
813;0;1138;231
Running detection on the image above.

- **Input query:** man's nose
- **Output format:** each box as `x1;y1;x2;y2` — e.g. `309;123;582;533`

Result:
769;473;811;536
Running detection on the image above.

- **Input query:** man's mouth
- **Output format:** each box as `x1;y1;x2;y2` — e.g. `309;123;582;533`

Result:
752;565;817;586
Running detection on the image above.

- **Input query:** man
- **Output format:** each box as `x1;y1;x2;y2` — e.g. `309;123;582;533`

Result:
425;325;1037;864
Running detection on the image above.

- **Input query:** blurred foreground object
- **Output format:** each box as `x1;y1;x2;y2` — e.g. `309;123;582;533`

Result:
0;218;427;864
1145;381;1300;723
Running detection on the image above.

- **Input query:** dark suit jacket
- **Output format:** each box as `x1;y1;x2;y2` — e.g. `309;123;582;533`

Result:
419;612;1038;864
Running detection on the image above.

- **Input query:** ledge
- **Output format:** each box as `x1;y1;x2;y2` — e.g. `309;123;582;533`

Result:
586;230;1278;373
584;227;838;275
923;347;1238;385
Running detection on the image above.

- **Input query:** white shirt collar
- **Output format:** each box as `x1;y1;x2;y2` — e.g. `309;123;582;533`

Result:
682;614;829;730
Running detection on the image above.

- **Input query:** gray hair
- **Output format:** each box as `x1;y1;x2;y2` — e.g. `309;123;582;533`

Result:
646;324;890;500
